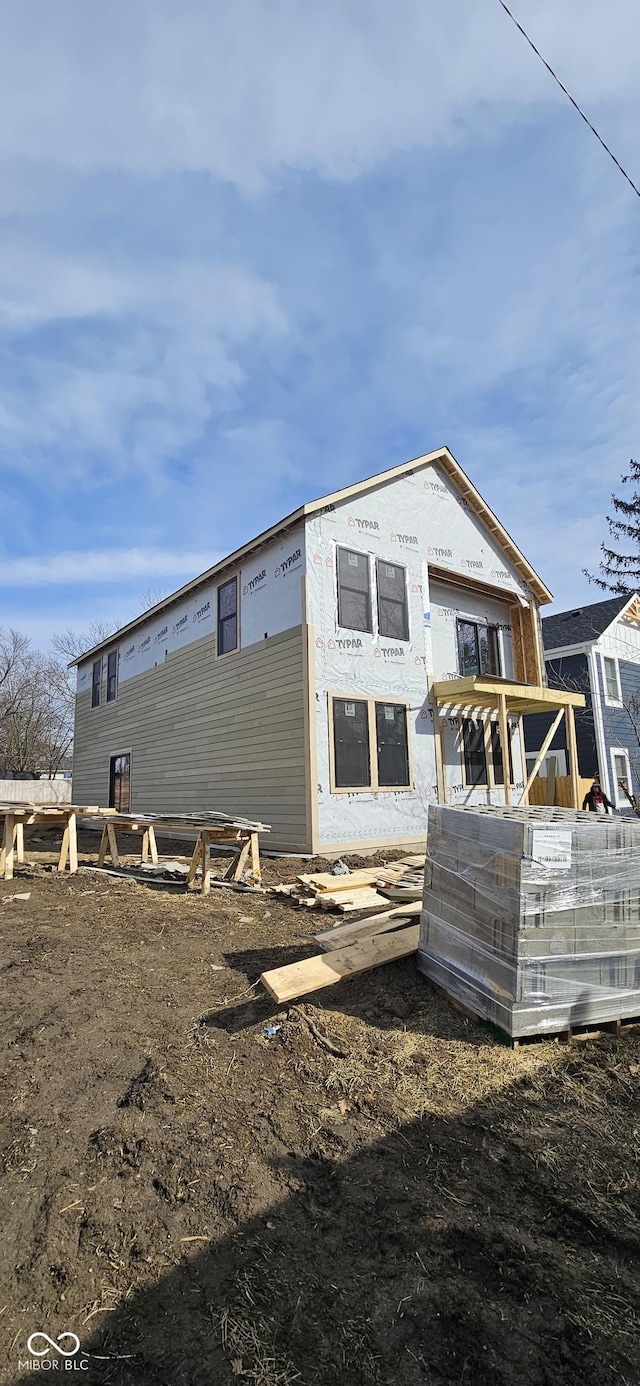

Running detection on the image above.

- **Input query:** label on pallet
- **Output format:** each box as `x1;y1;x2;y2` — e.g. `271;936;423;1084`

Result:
531;828;572;871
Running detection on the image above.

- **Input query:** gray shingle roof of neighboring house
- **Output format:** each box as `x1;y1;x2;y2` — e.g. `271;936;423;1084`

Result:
542;595;630;651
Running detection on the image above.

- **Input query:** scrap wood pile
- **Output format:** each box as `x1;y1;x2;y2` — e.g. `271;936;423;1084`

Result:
262;854;425;1004
270;854;424;912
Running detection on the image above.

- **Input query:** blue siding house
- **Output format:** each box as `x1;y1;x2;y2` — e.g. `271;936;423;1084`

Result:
525;594;640;810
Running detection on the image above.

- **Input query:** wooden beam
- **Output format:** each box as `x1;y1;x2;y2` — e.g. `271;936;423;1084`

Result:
315;901;421;951
106;822;120;868
97;826;109;868
260;924;420;1004
566;703;580;810
498;694;511;806
225;836;252;882
68;813;78;873
250;831;261;882
517;707;564;807
186;836;202;890
15;821;24;864
148;826;159;865
201;831;211;895
2;813;15;881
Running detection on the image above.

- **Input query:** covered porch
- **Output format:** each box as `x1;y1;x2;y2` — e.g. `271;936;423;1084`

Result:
430;676;586;809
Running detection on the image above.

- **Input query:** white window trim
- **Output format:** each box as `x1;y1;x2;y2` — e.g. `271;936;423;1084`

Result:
609;747;632;808
602;653;622;707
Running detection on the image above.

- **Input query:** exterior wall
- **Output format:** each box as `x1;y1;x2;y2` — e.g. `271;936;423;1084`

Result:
73;625;309;851
525;654;597;780
593;649;639;808
305;460;529;849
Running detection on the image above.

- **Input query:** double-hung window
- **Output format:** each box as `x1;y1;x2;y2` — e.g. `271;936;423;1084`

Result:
611;749;631;806
461;717;513;788
457;620;500;677
331;696;411;791
91;659;101;709
376;560;409;640
336;549;372;634
106;650;118;703
218;578;238;655
603;656;621;704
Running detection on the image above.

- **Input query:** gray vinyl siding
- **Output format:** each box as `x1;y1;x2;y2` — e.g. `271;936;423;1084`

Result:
595;652;640;801
72;626;309;851
525;653;598;777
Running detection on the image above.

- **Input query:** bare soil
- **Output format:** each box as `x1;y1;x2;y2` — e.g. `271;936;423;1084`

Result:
1;832;640;1385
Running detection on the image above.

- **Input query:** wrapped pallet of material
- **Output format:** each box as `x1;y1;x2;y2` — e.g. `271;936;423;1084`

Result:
417;804;640;1038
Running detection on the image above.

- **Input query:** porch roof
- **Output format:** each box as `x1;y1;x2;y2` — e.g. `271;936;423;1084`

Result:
431;676;586;718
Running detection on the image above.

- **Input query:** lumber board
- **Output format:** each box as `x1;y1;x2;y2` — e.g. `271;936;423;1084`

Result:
314;900;421;950
260;925;420;1003
319;888;390;912
298;866;407;894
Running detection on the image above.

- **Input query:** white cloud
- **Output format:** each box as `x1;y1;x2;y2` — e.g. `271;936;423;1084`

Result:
0;547;218;586
0;1;637;185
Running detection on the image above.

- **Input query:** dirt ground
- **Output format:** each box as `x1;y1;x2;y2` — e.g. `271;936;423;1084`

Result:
1;830;640;1386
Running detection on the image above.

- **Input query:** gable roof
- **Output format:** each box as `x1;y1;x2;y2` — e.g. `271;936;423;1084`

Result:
542;594;633;651
71;445;552;666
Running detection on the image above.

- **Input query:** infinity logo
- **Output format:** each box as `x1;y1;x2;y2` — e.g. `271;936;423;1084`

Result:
27;1332;81;1357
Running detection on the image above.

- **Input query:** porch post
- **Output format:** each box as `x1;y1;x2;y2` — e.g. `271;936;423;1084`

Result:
498;694;511;806
566;703;580;810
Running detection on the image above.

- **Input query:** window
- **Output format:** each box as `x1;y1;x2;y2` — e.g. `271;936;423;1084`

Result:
611;749;631;807
91;659;101;709
109;753;131;812
217;577;238;655
376;560;409;641
457;620;500;677
462;719;487;786
332;698;370;787
603;655;621;703
330;695;412;791
461;717;515;789
375;702;410;786
337;548;372;634
490;723;513;786
106;650;118;703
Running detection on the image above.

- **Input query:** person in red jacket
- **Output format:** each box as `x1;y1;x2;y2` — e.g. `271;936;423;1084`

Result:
582;781;615;814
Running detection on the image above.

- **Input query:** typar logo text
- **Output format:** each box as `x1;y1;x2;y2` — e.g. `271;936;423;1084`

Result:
243;569;266;596
347;516;379;532
274;548;302;578
192;599;211;625
390;532;418;547
172;612;189;637
427;546;453;560
19;1330;88;1371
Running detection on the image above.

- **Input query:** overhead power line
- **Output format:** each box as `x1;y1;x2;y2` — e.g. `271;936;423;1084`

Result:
496;0;640;201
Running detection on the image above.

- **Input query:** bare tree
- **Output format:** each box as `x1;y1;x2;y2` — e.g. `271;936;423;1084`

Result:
0;634;75;776
51;620;118;666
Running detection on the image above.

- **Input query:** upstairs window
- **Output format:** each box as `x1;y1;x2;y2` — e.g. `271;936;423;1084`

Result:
337;548;372;634
106;650;118;703
91;659;101;709
457;620;500;678
376;560;409;641
603;656;621;703
218;578;238;655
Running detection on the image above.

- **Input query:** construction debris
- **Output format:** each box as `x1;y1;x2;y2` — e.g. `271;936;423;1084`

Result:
260;925;420;1004
270;856;425;913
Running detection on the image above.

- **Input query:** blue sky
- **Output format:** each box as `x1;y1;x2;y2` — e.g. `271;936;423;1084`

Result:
1;0;639;647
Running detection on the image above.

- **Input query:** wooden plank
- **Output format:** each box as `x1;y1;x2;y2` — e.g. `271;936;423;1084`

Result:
148;826;159;865
186;836;202;890
498;694;511;807
68;813;78;873
225;837;252;883
201;831;211;895
141;829;150;863
106;822;121;869
315;901;422;950
97;826;109;868
14;822;24;864
2;813;15;881
260;925;420;1004
250;831;261;882
566;704;580;811
58;823;69;873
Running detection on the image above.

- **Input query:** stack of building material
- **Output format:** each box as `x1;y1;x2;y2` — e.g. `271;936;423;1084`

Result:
271;858;424;912
418;804;640;1038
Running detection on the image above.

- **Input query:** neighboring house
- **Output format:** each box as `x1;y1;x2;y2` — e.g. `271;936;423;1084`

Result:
524;594;640;811
71;446;583;852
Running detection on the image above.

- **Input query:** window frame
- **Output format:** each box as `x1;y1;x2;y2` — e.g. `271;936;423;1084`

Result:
610;746;632;808
328;692;414;794
375;557;410;642
602;654;622;706
106;649;118;703
336;546;373;635
456;618;501;678
217;576;239;657
91;658;102;709
459;715;516;791
108;750;132;812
